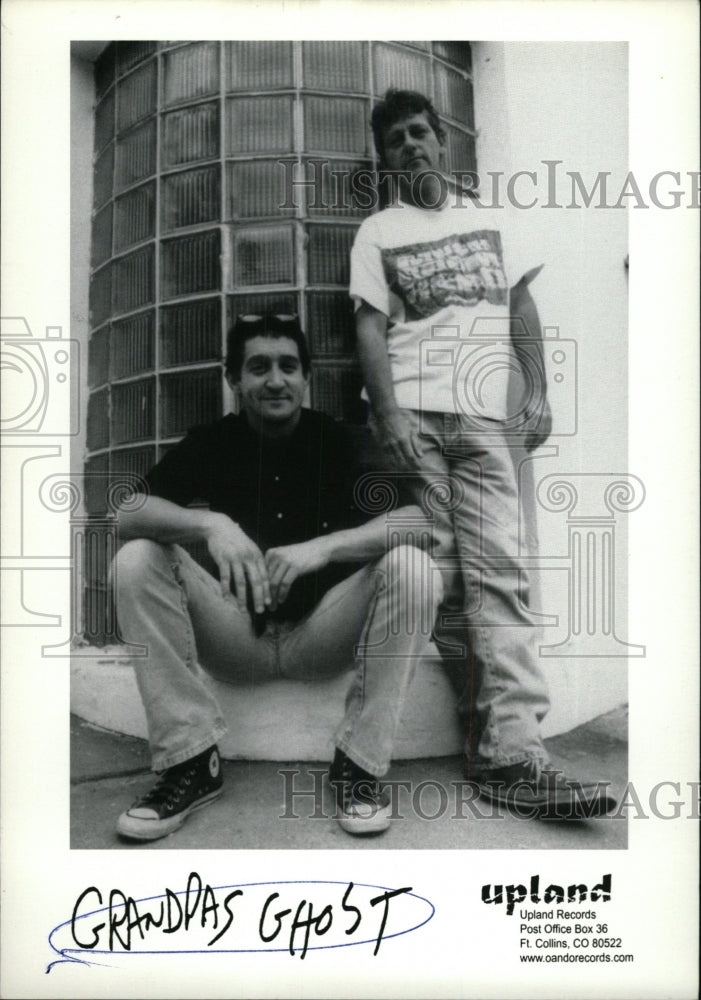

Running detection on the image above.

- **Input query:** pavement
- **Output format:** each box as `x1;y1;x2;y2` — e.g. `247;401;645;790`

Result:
71;706;628;850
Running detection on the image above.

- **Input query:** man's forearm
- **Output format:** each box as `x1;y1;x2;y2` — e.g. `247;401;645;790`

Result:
321;505;430;564
355;304;401;420
355;301;423;467
117;494;221;544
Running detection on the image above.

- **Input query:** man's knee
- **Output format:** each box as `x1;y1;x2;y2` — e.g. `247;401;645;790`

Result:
381;543;444;612
110;538;170;594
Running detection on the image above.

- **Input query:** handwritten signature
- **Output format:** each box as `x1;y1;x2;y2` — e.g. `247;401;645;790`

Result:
48;876;435;971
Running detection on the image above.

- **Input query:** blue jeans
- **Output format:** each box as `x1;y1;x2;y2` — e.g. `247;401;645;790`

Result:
111;540;442;777
387;411;551;773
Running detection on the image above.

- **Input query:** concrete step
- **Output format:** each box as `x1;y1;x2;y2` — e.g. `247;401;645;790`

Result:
71;647;462;760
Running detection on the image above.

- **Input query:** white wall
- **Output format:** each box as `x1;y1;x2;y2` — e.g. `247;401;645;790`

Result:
70;54;94;483
70;55;95;636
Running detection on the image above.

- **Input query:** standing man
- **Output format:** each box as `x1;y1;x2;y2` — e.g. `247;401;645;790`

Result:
113;313;441;841
350;89;615;819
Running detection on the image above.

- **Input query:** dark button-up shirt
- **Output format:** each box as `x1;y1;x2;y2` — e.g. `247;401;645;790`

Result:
144;409;378;623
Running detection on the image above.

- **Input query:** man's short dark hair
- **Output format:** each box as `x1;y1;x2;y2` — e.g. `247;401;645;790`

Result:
371;89;446;163
225;314;311;379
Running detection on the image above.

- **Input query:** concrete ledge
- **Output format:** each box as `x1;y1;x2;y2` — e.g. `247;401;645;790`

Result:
70;652;463;761
70;645;628;763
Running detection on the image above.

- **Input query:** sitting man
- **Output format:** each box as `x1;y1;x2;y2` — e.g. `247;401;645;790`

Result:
112;313;441;841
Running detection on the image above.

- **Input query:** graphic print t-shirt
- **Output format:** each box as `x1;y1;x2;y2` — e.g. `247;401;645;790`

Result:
350;197;536;417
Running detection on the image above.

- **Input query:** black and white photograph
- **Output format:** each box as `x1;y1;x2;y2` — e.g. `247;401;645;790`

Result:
67;35;632;853
1;2;698;998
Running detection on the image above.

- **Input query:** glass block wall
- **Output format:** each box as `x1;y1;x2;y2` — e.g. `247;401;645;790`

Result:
86;40;475;513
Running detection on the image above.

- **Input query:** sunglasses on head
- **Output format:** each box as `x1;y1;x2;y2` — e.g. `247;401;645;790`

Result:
237;313;298;322
235;313;301;335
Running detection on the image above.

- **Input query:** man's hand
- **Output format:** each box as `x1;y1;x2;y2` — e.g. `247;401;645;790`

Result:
524;396;552;452
265;538;331;609
374;410;423;470
355;303;422;470
204;513;270;613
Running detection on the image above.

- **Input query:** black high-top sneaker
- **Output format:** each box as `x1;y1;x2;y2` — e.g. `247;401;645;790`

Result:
470;759;618;820
328;748;391;835
117;745;223;841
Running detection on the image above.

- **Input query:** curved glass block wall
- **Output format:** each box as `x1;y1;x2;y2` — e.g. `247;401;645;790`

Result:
87;40;475;511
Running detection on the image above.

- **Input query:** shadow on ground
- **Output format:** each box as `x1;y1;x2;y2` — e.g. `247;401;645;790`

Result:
71;708;628;851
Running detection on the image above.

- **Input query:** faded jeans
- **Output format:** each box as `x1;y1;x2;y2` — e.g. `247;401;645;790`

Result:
381;410;551;773
111;539;442;777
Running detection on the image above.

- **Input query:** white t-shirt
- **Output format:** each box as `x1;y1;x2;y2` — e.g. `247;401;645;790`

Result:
350;196;538;418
